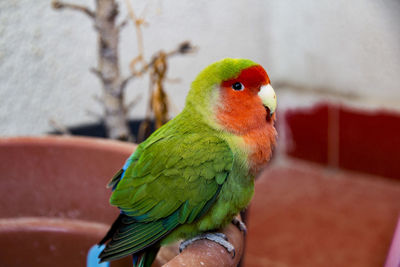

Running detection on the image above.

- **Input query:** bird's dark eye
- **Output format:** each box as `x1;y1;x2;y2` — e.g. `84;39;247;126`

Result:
232;82;244;91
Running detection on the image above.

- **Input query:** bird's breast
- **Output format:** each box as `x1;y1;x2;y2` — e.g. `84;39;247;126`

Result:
242;122;277;175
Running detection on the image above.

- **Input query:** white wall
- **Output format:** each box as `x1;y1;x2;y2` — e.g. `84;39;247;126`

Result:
264;0;400;111
1;0;399;136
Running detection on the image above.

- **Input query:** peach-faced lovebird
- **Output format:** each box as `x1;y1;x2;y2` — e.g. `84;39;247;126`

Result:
98;58;277;266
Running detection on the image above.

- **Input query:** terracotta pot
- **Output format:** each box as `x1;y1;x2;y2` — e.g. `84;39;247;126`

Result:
244;160;400;267
0;136;245;267
0;136;135;267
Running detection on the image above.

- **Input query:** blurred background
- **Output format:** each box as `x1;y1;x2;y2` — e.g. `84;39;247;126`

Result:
1;0;400;266
2;0;399;136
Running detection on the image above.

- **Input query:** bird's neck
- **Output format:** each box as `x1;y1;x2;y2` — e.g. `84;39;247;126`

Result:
182;105;277;175
241;120;277;175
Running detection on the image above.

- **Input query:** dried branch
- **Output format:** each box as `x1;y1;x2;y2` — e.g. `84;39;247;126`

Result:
150;52;168;129
125;94;143;112
167;41;198;56
53;0;196;141
120;73;137;92
125;0;146;60
131;41;197;78
136;41;197;141
90;67;108;83
125;0;150;78
51;0;95;18
118;16;130;30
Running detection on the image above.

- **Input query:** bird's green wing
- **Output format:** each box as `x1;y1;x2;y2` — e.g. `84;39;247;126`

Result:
99;132;233;261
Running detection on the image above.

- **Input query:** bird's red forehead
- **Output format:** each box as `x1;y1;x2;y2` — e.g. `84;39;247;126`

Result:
216;64;272;135
221;65;270;88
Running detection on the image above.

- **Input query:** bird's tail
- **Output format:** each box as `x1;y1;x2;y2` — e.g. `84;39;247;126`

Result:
132;246;160;267
98;214;160;267
98;213;124;246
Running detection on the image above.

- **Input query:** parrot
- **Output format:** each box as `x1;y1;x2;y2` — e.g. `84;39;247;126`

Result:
98;58;277;266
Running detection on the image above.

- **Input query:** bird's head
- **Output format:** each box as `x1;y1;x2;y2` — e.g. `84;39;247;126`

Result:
186;58;276;134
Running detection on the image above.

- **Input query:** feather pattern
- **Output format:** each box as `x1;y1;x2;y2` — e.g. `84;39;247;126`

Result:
99;58;277;265
99;110;234;262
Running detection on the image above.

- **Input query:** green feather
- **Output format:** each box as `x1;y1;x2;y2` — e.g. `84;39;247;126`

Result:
216;172;228;184
100;58;264;265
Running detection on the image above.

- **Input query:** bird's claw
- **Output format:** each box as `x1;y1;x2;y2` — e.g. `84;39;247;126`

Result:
179;232;236;258
232;217;247;235
213;232;228;240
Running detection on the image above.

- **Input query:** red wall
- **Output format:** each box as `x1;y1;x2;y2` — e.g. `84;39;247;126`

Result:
283;103;400;180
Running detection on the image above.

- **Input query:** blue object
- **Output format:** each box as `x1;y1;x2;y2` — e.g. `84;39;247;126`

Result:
120;157;133;179
87;244;110;267
111;156;133;190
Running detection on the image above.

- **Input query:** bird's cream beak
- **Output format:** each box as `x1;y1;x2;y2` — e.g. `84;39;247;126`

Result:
258;84;276;116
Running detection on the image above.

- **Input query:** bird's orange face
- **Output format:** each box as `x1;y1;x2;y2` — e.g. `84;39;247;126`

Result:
215;65;275;135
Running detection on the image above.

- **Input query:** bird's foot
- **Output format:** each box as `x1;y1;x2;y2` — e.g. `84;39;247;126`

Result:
179;232;235;258
232;217;247;234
